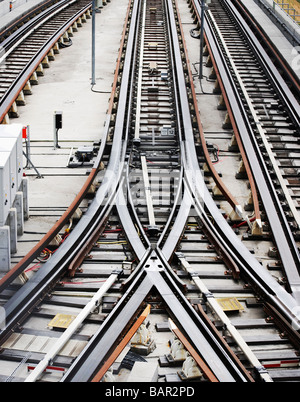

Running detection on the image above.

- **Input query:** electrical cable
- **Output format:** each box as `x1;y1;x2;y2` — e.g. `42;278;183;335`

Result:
190;28;200;39
191;62;215;95
59;38;73;48
91;84;111;94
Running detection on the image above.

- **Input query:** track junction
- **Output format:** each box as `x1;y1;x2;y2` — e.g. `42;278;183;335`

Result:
0;0;299;383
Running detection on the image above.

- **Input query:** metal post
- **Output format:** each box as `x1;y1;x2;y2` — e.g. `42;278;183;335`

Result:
91;0;96;86
141;155;158;235
199;0;205;79
22;152;43;179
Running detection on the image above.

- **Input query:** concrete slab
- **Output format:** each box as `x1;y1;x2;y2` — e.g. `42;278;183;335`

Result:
127;361;159;382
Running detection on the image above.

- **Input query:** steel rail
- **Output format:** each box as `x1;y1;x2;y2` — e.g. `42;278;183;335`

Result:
175;0;300;336
0;0;140;344
61;251;250;382
2;0;299;383
115;0;187;281
207;1;300;302
221;0;300;228
178;0;244;220
0;0;132;293
159;0;240;262
90;304;152;382
193;0;300;303
138;0;188;260
178;255;272;382
190;0;261;229
0;0;76;53
60;0;254;382
182;163;300;343
231;0;300;99
24;270;122;382
0;0;56;40
207;8;300;234
160;0;240;278
164;0;299;377
118;0;188;290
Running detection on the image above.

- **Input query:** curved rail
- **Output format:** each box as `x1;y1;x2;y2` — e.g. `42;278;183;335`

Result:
0;0;138;342
0;0;93;123
1;0;300;384
192;0;300;303
189;0;261;226
0;0;58;39
232;0;300;100
61;0;300;382
60;0;258;382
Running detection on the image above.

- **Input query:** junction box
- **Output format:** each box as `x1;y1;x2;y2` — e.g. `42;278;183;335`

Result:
54;111;63;149
0;152;11;228
54;111;63;130
0;124;28;272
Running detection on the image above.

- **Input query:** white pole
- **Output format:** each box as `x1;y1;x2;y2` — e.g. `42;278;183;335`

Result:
25;272;120;382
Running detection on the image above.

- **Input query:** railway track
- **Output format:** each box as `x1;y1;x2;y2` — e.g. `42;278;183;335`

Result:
0;0;93;124
0;0;300;383
202;0;300;300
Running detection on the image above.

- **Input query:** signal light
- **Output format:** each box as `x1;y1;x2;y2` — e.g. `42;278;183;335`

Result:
22;126;27;139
